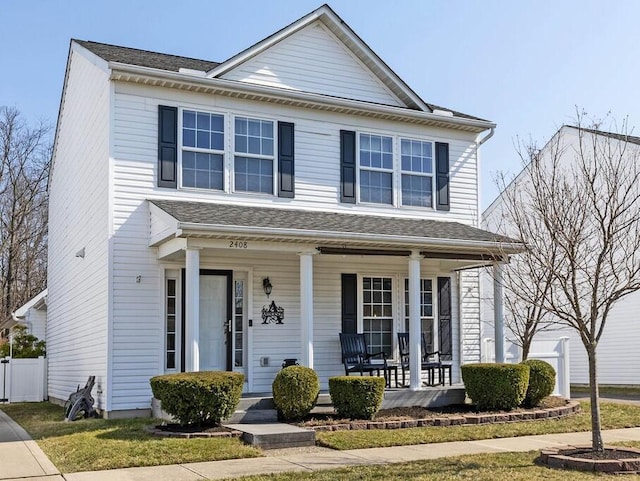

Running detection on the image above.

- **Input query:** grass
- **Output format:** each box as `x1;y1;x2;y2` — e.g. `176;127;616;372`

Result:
216;450;640;481
317;400;640;450
0;403;260;473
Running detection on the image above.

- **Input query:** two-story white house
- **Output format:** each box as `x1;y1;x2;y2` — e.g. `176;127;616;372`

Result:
48;4;518;418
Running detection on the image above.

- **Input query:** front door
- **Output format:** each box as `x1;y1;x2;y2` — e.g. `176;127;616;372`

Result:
183;269;233;371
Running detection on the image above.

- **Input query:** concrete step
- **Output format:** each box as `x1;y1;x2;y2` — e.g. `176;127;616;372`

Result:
225;422;316;449
228;409;278;423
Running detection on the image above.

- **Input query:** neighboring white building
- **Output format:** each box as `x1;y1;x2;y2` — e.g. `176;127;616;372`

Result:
48;4;518;417
481;125;640;386
0;290;47;343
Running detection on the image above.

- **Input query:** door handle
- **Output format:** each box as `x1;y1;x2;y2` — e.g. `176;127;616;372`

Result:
224;320;232;333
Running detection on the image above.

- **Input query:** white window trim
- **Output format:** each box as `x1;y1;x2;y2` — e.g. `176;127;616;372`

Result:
178;108;228;193
356;132;395;206
231;114;277;197
355;131;438;210
399;137;435;209
357;273;398;359
163;269;182;373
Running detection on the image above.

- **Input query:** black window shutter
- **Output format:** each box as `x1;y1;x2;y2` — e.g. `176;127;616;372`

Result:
278;122;295;198
341;274;357;334
437;276;452;360
158;105;178;188
340;130;356;203
435;142;450;211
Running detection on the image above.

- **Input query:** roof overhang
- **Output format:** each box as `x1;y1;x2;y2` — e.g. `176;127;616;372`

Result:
149;201;522;264
109;63;495;134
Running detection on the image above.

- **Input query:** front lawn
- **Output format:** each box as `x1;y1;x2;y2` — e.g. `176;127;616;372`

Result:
0;403;260;473
218;450;640;481
317;401;640;450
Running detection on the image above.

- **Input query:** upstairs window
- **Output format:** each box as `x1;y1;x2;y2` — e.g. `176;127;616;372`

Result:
359;133;393;204
181;110;224;190
234;117;274;194
401;139;433;207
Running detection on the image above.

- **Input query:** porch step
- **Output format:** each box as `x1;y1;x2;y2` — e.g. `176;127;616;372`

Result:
228;409;278;423
381;385;465;409
224;422;316;449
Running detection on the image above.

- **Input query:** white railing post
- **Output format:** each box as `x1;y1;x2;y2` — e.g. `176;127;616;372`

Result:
559;336;571;398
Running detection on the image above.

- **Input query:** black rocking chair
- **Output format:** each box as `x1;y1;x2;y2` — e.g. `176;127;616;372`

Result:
397;332;443;386
339;333;389;385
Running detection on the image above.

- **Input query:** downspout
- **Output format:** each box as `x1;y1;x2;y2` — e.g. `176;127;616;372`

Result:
475;127;495;227
477;127;495;147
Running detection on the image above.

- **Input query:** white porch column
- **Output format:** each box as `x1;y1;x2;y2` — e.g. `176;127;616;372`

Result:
185;248;200;372
493;262;505;363
408;250;422;390
299;251;316;368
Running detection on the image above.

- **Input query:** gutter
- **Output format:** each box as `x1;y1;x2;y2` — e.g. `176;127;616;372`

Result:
176;221;524;254
108;63;496;132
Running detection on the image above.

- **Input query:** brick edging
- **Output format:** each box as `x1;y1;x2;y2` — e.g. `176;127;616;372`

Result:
310;401;581;432
540;445;640;473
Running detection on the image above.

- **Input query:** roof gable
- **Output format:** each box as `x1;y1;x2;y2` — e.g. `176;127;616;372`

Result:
209;4;429;111
219;20;404;107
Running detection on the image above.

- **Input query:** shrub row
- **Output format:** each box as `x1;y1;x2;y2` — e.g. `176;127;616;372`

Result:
461;359;556;410
272;367;385;421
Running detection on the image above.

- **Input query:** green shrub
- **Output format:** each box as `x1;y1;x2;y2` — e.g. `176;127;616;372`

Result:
461;363;530;411
272;366;320;420
150;371;244;426
329;376;385;420
0;325;46;358
521;359;556;407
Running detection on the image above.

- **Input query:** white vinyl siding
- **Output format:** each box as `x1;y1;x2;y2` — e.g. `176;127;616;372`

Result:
47;48;110;409
221;21;404;107
113;82;480;224
107;79;480;407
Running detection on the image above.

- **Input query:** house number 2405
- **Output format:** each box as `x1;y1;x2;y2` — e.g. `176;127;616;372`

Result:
229;241;248;249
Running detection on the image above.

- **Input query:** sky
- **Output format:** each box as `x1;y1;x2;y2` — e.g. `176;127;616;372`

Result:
2;0;640;209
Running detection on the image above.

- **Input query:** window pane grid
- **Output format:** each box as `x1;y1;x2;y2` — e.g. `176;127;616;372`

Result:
234;280;244;368
182;110;224;190
401;138;434;207
404;278;434;352
234;117;274;194
362;277;393;357
166;279;177;370
359;133;393;205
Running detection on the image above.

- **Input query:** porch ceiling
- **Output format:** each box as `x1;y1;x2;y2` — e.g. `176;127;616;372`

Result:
149;200;522;260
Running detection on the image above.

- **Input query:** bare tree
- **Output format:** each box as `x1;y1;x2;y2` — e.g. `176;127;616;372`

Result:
496;113;640;452
0;106;50;321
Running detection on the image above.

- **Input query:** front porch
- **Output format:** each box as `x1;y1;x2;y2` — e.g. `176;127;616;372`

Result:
148;199;521;398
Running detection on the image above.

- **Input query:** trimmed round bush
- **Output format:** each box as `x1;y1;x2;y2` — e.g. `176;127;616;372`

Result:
272;366;320;420
150;371;244;426
329;376;385;420
461;363;530;411
521;359;556;407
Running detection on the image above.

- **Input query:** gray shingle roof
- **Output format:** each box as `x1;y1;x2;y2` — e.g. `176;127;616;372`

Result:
73;38;487;122
566;125;640;146
150;199;515;245
74;40;219;72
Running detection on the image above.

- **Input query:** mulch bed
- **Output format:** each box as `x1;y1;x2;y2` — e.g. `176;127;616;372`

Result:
539;445;640;473
148;423;243;438
299;397;580;432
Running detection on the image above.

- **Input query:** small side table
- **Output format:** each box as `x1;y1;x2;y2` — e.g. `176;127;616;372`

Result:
384;363;399;388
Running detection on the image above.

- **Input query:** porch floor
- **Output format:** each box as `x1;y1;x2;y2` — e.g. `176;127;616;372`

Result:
231;385;465;424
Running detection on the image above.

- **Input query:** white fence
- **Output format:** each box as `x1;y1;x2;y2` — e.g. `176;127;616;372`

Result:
482;337;571;399
0;356;47;403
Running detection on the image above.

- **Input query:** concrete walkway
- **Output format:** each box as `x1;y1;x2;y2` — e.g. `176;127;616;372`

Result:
4;406;640;480
0;410;61;481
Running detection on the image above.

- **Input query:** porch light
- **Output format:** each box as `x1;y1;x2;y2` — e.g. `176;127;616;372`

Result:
263;277;273;298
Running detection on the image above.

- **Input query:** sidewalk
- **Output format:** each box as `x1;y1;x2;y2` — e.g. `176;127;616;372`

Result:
0;409;62;481
3;408;640;481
